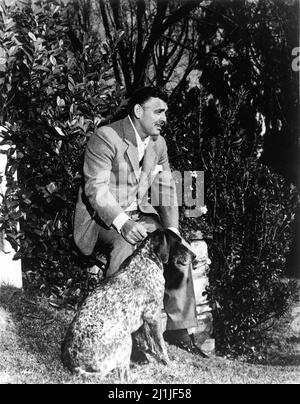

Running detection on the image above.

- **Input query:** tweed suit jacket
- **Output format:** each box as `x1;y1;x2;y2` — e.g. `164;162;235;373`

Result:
74;116;179;256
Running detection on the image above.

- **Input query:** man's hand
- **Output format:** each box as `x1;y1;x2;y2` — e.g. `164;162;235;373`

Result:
120;219;148;245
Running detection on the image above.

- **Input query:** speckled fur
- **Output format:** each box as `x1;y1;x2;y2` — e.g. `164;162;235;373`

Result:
61;231;171;380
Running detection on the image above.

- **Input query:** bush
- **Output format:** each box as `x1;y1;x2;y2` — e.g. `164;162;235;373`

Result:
166;86;299;357
0;0;120;304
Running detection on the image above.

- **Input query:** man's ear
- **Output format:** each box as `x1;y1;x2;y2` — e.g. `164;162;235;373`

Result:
133;104;143;119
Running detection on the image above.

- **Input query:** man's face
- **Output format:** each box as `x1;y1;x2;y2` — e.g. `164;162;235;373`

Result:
137;97;168;139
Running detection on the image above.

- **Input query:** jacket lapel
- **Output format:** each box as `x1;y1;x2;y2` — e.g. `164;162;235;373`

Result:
121;116;159;185
121;117;140;182
142;138;157;178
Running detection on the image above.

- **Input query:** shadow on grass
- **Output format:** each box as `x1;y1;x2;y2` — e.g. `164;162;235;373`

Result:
263;355;300;367
257;284;300;368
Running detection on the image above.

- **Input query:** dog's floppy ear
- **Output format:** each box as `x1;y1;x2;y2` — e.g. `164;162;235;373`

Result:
166;230;197;271
152;228;182;264
163;231;197;290
149;229;170;264
164;229;183;259
165;228;182;242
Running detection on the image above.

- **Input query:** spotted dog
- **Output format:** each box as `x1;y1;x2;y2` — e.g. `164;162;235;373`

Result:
61;229;194;380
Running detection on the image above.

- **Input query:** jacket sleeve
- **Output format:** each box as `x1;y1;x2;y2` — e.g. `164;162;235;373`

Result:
83;127;124;227
153;137;179;228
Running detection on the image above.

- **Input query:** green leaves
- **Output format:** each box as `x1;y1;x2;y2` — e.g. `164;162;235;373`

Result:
28;32;37;42
33;65;50;72
0;0;116;303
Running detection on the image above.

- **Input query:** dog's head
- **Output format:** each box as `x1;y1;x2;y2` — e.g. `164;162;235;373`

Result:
149;229;196;289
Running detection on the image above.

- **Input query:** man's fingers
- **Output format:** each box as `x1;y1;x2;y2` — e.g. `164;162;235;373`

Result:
126;227;147;244
124;235;137;245
129;230;145;243
120;220;147;244
136;225;148;239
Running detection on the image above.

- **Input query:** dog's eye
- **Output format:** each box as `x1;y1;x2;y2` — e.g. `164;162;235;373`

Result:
176;259;188;266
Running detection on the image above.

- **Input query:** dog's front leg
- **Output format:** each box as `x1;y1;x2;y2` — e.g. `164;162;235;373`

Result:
117;365;130;383
143;314;171;366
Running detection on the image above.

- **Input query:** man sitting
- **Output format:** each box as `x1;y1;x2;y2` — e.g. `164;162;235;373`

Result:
74;87;204;360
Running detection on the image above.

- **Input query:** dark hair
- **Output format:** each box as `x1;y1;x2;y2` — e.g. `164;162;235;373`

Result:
128;87;168;115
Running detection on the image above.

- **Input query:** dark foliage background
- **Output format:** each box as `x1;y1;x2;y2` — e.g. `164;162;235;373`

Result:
0;0;299;357
166;87;299;356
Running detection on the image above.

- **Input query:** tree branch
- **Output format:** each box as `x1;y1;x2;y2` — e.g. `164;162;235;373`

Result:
132;0;200;90
135;0;146;72
132;0;168;90
109;0;133;90
161;0;200;31
99;0;122;86
161;33;196;53
170;55;198;97
164;19;189;64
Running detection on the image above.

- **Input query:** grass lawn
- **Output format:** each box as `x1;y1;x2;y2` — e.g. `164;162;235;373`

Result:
0;284;299;384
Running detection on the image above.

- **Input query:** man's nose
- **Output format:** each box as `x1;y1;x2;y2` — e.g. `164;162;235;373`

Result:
161;112;167;123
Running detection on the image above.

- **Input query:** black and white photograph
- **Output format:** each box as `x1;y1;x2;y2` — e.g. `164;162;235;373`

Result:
0;0;299;386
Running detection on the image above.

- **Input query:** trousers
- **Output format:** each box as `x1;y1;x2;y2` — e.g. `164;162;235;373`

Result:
94;211;198;331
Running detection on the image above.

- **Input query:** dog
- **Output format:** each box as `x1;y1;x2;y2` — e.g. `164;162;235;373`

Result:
61;229;195;380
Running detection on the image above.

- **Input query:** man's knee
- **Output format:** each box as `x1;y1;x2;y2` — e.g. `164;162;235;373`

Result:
96;213;160;277
106;239;135;277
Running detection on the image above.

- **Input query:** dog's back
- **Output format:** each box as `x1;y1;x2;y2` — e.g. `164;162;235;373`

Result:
61;236;165;377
